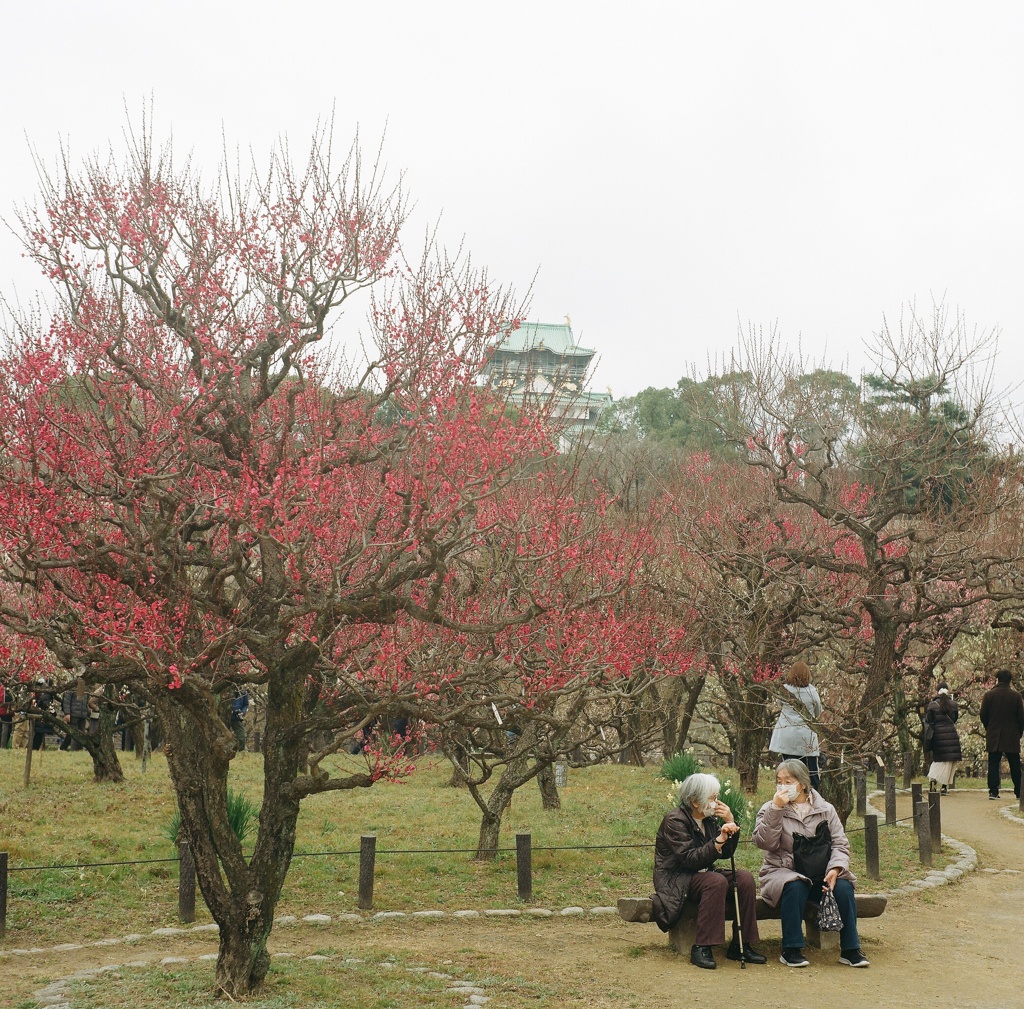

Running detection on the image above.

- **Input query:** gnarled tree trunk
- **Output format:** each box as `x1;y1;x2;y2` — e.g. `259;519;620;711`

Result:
537;761;560;809
153;660;307;997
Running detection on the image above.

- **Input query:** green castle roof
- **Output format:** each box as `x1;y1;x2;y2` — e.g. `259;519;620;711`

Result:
494;322;596;358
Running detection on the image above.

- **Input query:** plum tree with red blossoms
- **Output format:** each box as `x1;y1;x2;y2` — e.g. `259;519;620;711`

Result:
423;483;691;856
0;128;662;996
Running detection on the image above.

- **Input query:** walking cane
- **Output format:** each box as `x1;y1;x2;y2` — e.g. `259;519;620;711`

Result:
729;848;745;969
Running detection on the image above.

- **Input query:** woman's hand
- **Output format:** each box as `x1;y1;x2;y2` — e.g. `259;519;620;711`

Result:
823;868;840;891
711;800;735;823
714;822;740;850
772;786;792;809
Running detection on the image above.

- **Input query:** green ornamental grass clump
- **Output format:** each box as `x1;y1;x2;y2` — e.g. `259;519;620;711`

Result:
718;777;753;831
660;748;703;786
661;751;752;829
163;787;260;846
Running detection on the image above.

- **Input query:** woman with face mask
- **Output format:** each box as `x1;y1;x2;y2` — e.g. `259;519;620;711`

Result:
753;759;868;968
651;772;766;970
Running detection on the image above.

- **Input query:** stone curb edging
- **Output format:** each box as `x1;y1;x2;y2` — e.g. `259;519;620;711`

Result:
865;789;978;894
997;805;1024;826
32;953;498;1009
0;906;621;959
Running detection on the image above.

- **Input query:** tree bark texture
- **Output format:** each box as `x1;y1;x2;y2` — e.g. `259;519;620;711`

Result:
153;655;308;996
537;761;561;810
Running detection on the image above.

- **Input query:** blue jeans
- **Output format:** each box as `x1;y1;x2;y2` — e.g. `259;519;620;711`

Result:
780;877;860;952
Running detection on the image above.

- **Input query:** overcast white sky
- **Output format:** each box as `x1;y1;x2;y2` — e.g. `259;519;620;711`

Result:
2;2;1021;401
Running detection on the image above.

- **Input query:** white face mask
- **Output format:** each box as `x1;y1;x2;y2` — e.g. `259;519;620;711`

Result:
703;798;719;816
777;782;799;800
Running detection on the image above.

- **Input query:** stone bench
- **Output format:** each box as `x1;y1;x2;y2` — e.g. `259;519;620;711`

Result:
617;893;887;952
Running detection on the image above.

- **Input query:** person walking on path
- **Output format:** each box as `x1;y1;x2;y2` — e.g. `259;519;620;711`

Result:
980;669;1024;800
770;661;823;789
925;683;962;794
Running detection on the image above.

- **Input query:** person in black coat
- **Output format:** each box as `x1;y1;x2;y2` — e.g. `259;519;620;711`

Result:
925;683;962;794
651;772;765;970
980;669;1024;800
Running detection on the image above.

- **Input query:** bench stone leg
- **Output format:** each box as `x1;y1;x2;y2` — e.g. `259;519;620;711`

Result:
668;915;697;954
668;904;740;955
804;919;839;951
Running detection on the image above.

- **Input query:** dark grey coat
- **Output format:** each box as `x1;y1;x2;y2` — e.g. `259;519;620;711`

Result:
980;684;1024;753
925;696;962;762
651;805;738;932
62;690;91;721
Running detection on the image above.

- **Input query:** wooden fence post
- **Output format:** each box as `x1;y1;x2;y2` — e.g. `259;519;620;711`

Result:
516;833;533;902
0;851;7;938
914;800;932;867
864;814;880;880
884;775;897;825
928;791;942;855
358;835;376;910
178;841;196;923
855;769;867;817
911;782;922;809
875;761;884;790
902;752;913;790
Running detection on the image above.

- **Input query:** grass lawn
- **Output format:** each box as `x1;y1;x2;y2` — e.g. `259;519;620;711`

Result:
0;749;950;948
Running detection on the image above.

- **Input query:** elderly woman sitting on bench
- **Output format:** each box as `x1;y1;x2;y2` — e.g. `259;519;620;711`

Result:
651;772;766;970
753;758;869;968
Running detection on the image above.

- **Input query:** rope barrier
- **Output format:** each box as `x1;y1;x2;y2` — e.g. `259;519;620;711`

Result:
4;812;921;871
8;856;182;872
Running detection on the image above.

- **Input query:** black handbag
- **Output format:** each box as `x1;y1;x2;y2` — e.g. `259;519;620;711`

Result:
791;820;832;889
922;717;935;750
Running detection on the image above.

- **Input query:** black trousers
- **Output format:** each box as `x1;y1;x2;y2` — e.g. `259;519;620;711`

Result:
782;753;821;789
987;751;1022;798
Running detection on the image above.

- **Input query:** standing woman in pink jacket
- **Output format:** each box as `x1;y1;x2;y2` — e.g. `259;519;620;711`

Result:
752;759;869;969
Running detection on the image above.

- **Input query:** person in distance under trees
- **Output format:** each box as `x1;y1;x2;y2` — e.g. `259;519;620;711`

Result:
59;678;91;751
0;681;13;749
980;669;1024;801
651;772;767;970
770;661;823;789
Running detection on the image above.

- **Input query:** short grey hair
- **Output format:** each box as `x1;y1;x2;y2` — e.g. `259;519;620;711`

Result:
776;758;812;794
678;772;721;810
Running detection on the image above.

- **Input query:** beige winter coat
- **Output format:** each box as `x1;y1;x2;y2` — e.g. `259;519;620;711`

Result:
752;790;856;907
